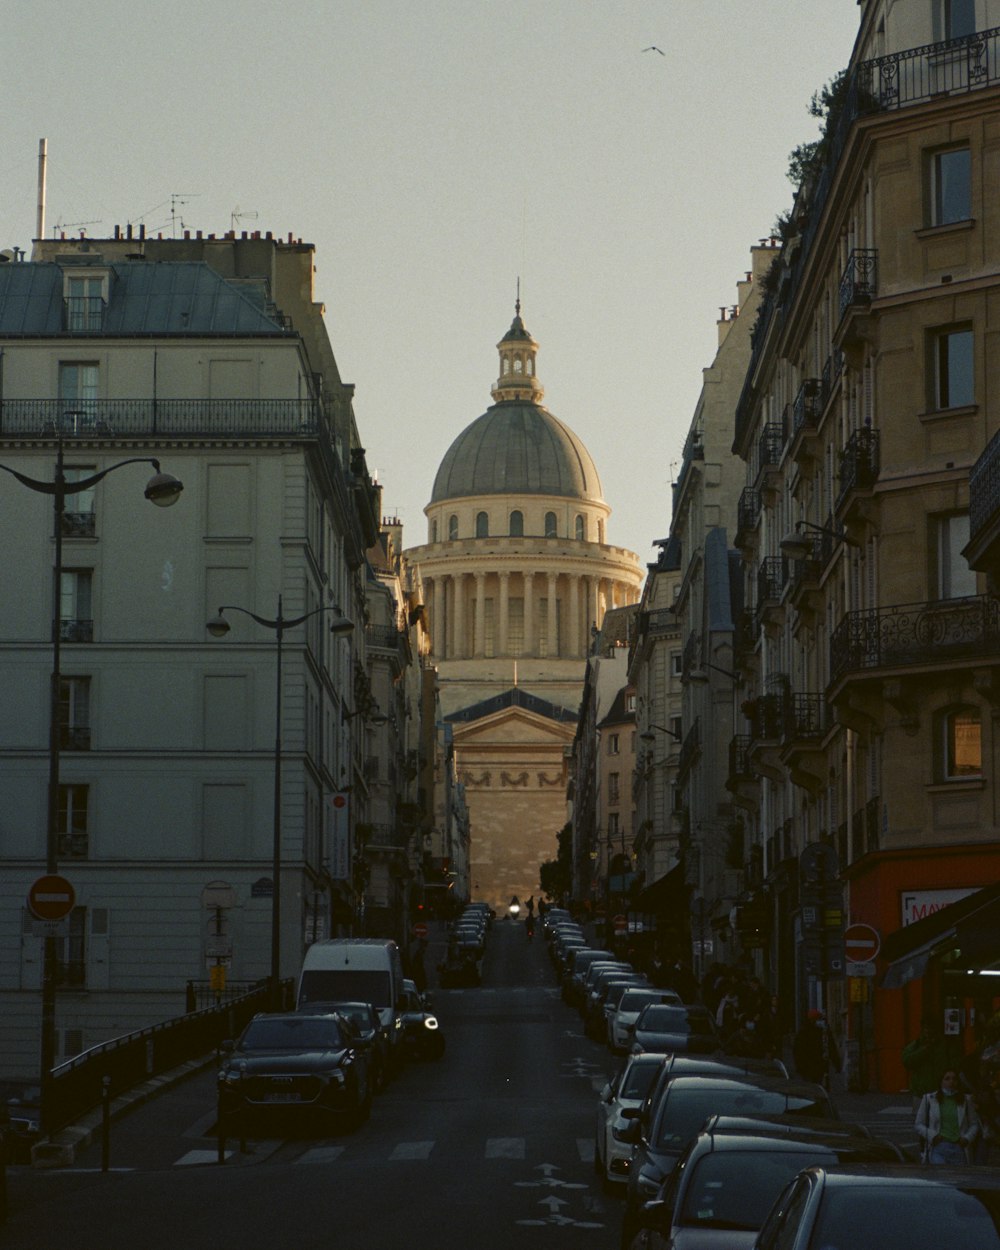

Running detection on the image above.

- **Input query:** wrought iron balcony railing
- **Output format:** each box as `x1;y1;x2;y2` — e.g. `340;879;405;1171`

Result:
838;248;878;318
783;693;828;741
754;423;785;479
737;487;762;539
728;734;753;782
61;511;96;538
0;397;323;439
969;426;1000;554
59;619;93;643
59;726;92;751
836;427;880;510
792;379;822;436
757;556;787;606
830;594;1000;683
743;693;785;742
64;297;106;332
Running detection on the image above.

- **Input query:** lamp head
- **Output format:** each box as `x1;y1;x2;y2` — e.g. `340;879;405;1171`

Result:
779;529;812;560
329;609;354;637
688;669;709;684
144;468;184;507
206;612;231;638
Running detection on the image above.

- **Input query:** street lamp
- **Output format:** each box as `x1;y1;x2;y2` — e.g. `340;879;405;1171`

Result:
640;724;682;743
779;520;861;560
206;597;354;1010
0;441;183;1137
688;662;741;685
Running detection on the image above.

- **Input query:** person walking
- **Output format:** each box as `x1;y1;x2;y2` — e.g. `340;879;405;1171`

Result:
915;1068;980;1164
793;1009;828;1085
902;1016;961;1110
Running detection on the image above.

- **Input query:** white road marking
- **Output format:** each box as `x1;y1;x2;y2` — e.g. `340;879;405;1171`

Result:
299;1145;346;1164
486;1137;525;1158
577;1138;595;1162
389;1140;435;1160
175;1149;233;1166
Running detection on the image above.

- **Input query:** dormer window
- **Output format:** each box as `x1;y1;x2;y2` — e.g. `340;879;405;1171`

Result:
63;272;108;332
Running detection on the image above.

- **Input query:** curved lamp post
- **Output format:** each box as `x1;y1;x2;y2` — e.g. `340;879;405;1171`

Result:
206;598;353;1009
0;443;183;1136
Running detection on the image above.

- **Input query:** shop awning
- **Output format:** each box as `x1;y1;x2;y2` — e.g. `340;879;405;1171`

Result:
634;862;686;915
880;881;1000;989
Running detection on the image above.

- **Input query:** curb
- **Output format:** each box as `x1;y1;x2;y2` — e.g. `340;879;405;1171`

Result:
29;1053;218;1169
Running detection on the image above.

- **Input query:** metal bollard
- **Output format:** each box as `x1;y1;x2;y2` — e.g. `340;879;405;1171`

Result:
216;1072;226;1164
101;1075;111;1173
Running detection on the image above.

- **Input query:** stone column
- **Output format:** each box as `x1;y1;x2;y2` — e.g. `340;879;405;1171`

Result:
452;572;465;659
474;571;486;659
429;577;444;659
522;569;534;657
569;573;581;658
547;572;558;658
498;571;510;656
589;576;601;635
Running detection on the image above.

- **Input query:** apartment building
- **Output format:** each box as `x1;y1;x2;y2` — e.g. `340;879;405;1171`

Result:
730;0;1000;1089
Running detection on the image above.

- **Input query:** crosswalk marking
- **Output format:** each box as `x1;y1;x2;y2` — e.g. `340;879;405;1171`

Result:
485;1137;525;1159
576;1138;595;1163
389;1140;435;1160
175;1149;232;1166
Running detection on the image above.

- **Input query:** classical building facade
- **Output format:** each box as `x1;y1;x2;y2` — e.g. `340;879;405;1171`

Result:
405;304;644;911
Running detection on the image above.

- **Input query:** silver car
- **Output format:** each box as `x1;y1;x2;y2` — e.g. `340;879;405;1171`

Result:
594;1051;667;1188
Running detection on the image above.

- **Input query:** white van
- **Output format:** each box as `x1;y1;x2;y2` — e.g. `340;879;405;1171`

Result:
297;939;405;1064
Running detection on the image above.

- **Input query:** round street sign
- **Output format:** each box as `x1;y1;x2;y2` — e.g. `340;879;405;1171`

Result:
412;921;429;939
844;922;881;964
613;914;628;934
27;873;76;921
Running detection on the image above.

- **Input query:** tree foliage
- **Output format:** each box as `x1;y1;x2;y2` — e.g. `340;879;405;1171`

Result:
786;69;848;189
539;822;573;902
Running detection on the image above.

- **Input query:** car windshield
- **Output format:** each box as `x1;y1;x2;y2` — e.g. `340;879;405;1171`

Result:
654;1088;826;1150
620;990;676;1013
812;1184;1000;1250
298;970;391;1008
620;1060;663;1101
638;1006;714;1035
324;1004;372;1029
680;1150;833;1230
241;1017;346;1051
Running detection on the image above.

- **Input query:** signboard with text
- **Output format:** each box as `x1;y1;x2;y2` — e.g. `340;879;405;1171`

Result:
901;887;975;926
327;791;350;881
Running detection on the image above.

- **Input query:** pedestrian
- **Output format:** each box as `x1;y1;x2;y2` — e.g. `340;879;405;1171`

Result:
902;1015;961;1110
715;980;740;1036
915;1068;980;1164
793;1009;828;1085
723;1013;767;1059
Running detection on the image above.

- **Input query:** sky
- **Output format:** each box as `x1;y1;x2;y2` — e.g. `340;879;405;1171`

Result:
1;1;861;562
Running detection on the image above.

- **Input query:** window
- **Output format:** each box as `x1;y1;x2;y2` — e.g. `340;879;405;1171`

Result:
475;511;489;538
56;907;87;988
607;812;620;837
60;570;94;642
64;276;104;331
935;513;977;599
932;326;974;409
607;733;620;756
544;511;557;538
939;707;982;779
509;510;523;537
430;519;438;543
507;597;524;656
671;652;683;677
575;515;585;541
59;676;92;750
58;362;99;431
513;358;523;374
944;0;976;39
57;784;89;858
929;147;970;225
62;466;97;537
670;715;683;742
608;772;620;804
448;514;458;541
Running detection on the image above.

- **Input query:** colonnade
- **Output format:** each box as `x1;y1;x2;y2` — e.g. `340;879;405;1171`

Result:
423;568;636;660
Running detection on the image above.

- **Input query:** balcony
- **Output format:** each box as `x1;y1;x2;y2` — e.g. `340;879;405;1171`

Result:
788;379;822;468
644;608;677;637
756;556;788;629
786;533;825;614
58;619;93;643
364;823;411;853
728;734;753;781
736;488;762;548
752;423;785;495
61;510;96;538
672;428;704;508
365;623;410;673
838;249;878;319
836;427;880;514
830;594;1000;686
742;693;785;743
965;427;1000;574
60;726;91;751
64;297;106;332
0;397;322;440
676;718;701;783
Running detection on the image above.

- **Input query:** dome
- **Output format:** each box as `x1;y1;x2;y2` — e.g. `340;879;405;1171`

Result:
431;403;604;504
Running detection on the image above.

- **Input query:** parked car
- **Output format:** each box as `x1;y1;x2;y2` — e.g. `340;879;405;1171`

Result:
621;1073;836;1240
563;948;616;1006
295;999;391;1091
587;974;649;1040
398;978;445;1060
609;988;684;1053
438;938;482;987
630;1003;720;1056
624;1125;905;1249
595;1052;669;1190
752;1164;1000;1250
218;1011;372;1134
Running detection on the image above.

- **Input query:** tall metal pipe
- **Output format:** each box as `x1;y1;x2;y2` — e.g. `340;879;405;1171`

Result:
36;139;47;241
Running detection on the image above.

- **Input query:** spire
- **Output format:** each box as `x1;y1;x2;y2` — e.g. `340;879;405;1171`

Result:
492;288;543;404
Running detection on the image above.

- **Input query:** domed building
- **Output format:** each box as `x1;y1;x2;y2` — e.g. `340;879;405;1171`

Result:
405;302;643;912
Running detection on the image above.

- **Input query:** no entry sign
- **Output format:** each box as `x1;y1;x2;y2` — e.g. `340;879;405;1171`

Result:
844;922;880;964
27;874;76;921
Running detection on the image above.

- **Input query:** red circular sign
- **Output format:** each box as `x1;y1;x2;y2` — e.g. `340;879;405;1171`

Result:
844;922;880;962
613;914;628;933
412;921;429;938
27;874;76;921
332;794;347;809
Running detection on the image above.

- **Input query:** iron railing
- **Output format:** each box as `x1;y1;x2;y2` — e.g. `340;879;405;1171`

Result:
728;734;753;781
61;511;96;538
737;487;761;538
754;423;785;480
0;397;322;439
792;379;822;436
836;427;880;509
58;619;93;643
830;594;1000;682
677;718;701;782
59;726;91;751
969;426;1000;550
783;693;829;741
757;556;787;606
838;248;878;318
63;297;106;332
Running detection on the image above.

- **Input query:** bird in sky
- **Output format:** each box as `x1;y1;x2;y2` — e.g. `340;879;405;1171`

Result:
642;45;665;55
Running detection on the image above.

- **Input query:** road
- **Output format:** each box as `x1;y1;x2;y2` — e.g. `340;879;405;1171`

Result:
2;920;620;1249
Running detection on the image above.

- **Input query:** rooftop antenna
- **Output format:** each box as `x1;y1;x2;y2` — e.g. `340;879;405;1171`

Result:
231;205;259;232
170;193;199;237
36;138;47;241
52;218;102;237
